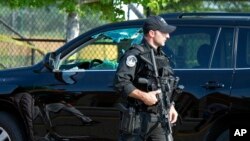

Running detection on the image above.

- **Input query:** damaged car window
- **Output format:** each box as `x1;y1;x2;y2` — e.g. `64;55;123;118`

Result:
59;28;142;71
93;28;143;44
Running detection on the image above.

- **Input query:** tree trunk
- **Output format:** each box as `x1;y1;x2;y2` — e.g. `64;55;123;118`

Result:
66;12;80;42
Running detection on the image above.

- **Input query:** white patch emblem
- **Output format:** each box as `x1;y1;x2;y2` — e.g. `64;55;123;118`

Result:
126;55;137;67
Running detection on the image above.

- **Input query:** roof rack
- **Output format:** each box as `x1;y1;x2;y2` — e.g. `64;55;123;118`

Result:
160;12;250;19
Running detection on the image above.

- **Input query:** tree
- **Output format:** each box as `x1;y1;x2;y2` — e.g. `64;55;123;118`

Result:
0;0;184;42
0;0;113;41
1;0;250;42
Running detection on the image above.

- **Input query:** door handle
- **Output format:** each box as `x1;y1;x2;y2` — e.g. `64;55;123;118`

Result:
201;81;225;89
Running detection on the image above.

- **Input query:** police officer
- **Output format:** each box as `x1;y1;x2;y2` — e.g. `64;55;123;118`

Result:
114;15;178;141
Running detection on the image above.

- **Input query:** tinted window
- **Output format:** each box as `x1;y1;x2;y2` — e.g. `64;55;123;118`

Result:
165;26;218;69
211;28;234;68
237;28;250;68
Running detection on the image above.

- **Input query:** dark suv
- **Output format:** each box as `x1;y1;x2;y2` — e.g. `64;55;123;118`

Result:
1;13;250;141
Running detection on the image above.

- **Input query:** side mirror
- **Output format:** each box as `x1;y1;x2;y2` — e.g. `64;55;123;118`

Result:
43;52;61;71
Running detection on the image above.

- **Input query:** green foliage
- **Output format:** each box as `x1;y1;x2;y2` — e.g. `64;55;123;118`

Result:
1;0;250;21
159;0;204;13
0;0;124;21
0;0;183;21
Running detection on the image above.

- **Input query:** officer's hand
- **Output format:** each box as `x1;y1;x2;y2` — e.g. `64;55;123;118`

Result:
169;105;178;124
142;89;160;106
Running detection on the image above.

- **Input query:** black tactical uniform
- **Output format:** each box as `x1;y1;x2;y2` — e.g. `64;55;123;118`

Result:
114;38;174;141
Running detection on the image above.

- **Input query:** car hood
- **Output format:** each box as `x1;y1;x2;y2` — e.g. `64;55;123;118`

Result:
0;65;40;84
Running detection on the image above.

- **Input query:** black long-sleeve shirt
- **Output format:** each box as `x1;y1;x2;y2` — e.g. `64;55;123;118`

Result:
114;39;165;98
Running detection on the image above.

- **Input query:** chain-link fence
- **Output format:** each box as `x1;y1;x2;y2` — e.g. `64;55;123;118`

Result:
0;6;110;69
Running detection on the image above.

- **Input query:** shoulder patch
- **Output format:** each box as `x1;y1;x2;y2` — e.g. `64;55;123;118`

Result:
126;55;137;67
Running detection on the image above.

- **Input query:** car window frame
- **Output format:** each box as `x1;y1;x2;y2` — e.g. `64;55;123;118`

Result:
55;26;143;72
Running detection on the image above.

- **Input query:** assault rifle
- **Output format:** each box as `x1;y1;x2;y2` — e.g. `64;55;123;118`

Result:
140;49;183;140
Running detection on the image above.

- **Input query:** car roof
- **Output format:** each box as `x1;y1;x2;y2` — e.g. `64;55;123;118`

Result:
160;12;250;19
160;12;250;26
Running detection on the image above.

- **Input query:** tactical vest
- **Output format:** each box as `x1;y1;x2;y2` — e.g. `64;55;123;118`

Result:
133;45;173;92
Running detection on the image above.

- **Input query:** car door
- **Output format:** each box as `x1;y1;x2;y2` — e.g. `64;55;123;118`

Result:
32;27;143;140
230;27;250;131
165;26;234;141
232;27;250;103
